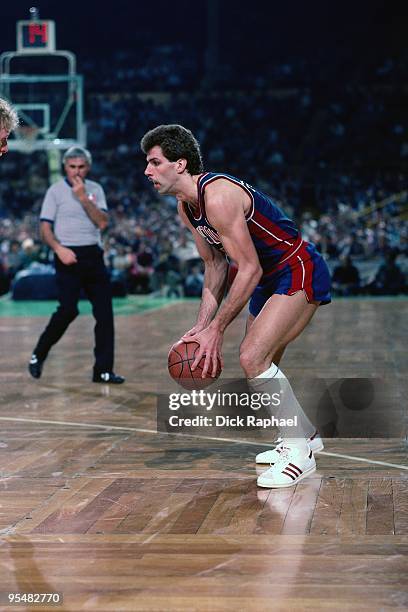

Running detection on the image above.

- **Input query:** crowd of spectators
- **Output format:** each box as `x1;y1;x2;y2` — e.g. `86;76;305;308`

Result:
79;46;408;93
81;46;200;93
0;51;407;298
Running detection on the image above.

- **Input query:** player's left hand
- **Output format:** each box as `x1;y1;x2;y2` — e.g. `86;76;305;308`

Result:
187;323;224;378
71;176;87;201
181;323;206;339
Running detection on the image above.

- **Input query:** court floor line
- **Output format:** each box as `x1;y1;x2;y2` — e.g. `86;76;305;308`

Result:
0;415;407;471
317;450;408;470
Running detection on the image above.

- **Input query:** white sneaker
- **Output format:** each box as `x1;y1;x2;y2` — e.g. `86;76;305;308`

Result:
257;446;316;488
308;430;324;453
255;431;323;464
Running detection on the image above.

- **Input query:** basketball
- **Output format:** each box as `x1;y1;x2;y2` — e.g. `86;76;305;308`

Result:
168;340;222;389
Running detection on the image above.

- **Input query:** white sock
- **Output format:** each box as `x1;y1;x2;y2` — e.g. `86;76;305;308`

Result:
249;362;316;445
255;362;280;379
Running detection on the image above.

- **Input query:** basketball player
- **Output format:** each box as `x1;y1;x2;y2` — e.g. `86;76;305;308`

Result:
0;97;19;157
141;125;331;488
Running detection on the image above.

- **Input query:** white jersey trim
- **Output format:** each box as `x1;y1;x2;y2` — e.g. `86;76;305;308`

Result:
250;217;295;247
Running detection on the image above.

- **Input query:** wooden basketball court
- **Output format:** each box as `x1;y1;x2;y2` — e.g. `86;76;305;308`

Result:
0;297;407;611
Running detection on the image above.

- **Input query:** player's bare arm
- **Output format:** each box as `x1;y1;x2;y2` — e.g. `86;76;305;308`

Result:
40;221;77;265
178;200;228;337
71;176;108;231
187;181;262;376
205;180;263;330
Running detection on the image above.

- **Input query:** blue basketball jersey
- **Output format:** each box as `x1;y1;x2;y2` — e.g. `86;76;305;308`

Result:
183;172;303;278
182;172;331;309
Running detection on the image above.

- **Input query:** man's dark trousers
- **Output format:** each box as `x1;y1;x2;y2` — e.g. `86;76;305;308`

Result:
33;245;114;373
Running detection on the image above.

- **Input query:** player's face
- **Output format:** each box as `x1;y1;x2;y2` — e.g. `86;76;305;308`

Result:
145;146;179;195
64;157;90;183
0;128;10;158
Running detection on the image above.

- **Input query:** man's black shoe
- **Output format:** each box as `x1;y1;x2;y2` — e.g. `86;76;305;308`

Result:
28;354;44;379
92;371;125;384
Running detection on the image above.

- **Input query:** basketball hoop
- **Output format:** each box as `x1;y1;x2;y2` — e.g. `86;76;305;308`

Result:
13;125;40;154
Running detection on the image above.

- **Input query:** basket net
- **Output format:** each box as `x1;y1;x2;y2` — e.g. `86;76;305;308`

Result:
13;125;40;154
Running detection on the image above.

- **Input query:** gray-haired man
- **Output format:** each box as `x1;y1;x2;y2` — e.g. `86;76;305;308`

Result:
0;97;19;157
29;146;124;384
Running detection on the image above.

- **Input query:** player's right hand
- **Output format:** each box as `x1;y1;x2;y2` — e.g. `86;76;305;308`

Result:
56;246;77;265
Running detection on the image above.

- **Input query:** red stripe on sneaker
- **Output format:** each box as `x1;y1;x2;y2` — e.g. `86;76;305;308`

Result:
284;466;302;479
288;463;303;475
285;466;302;478
282;470;296;480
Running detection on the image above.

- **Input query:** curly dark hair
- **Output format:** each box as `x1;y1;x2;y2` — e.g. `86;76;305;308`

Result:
140;124;204;175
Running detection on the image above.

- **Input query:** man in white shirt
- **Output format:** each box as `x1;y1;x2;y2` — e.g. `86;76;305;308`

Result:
28;146;124;384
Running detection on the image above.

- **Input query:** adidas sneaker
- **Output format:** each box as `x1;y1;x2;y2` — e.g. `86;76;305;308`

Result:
257;446;316;488
256;431;323;464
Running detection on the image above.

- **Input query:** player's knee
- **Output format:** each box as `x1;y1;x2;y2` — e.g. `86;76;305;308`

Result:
239;344;271;378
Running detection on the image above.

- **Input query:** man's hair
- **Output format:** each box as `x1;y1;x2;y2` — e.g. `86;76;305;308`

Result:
63;146;92;165
0;97;19;132
140;124;203;175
